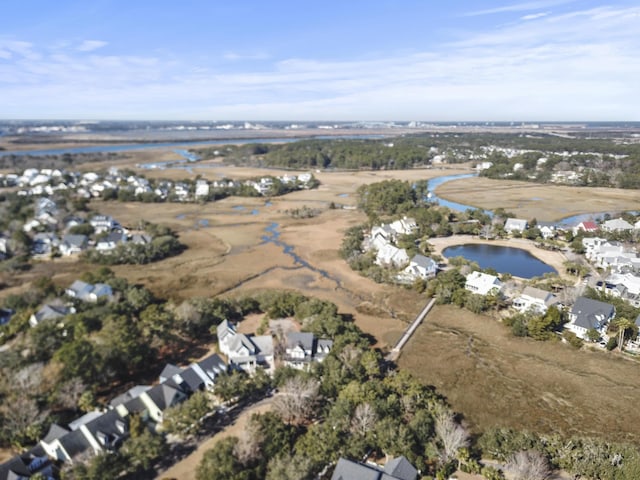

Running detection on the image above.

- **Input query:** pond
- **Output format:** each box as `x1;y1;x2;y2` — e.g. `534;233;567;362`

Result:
442;243;556;278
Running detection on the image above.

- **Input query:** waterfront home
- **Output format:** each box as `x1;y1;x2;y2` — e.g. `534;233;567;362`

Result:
401;254;437;281
375;243;409;268
512;286;558;314
216;320;274;373
465;271;503;296
389;216;418;236
573;221;599;235
504;218;528;234
602;217;634;233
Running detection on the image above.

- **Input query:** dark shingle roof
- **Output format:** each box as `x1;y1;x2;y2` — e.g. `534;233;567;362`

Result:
571;296;615;329
331;458;382;480
384;457;418;480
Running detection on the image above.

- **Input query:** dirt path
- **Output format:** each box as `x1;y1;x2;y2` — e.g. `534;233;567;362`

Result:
157;398;273;480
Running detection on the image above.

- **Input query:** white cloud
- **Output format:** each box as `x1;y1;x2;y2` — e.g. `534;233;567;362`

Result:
1;5;639;120
465;0;574;16
77;40;108;52
223;52;270;61
521;12;549;20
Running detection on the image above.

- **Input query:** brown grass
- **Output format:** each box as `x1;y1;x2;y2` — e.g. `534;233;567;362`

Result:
399;304;640;444
436;177;640;222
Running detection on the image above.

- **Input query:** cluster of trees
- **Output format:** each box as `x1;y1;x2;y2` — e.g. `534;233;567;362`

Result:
480;427;640;479
479;142;640;190
502;307;565;340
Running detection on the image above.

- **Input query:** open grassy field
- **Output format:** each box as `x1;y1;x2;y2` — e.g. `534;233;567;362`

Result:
399;304;640;444
436;176;640;222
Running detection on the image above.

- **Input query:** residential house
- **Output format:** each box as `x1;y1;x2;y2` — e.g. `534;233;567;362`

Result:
66;280;113;303
598;273;640;307
331;456;418;480
96;231;127;251
635;220;640;230
29;303;73;328
283;332;333;370
159;353;227;392
573;221;599;236
375;243;409;268
602;217;634;233
60;234;88;256
0;449;56;479
138;383;187;423
512;286;559;314
389;216;417;236
538;223;556;239
401;254;437;281
465;271;503;296
216;320;274;373
32;232;60;256
504;218;528;234
566;296;615;340
89;215;117;234
195;179;210;198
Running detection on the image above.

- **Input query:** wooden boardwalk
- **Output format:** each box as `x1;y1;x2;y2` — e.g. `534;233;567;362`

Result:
386;297;436;362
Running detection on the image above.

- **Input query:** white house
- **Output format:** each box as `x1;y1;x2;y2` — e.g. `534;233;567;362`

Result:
89;215;117;234
283;332;333;370
512;286;558;314
195;180;210;198
465;271;503;296
504;218;528;234
389;216;417;236
401;254;437;281
573;221;599;236
216;320;274;373
375;244;409;268
602;217;634;233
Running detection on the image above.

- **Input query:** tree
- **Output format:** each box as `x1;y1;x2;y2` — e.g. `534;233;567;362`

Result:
613;317;634;352
266;453;314;480
56;377;86;411
196;437;247;480
351;402;377;437
435;411;469;465
273;376;321;425
586;328;601;343
506;450;551;480
163;391;213;438
121;428;167;472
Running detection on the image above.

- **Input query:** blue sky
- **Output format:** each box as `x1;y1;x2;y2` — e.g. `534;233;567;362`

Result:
1;0;639;120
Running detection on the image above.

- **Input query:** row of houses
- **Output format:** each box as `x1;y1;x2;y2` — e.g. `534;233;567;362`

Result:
462;270;633;344
2;166;315;201
29;280;114;327
217;320;333;372
0;352;228;479
365;218;438;282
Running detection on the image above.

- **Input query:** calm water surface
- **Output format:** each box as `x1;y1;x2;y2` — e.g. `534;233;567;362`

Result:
443;243;556;278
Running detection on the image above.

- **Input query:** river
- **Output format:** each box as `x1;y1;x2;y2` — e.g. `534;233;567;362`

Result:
0;134;387;157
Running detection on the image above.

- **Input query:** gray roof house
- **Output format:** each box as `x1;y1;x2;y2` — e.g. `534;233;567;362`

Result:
0;450;55;480
66;280;113;302
29;303;73;328
331;456;418;480
566;296;615;340
60;234;88;256
284;332;333;370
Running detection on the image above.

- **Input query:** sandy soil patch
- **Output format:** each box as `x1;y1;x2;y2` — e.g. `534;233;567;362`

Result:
436;177;640;222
